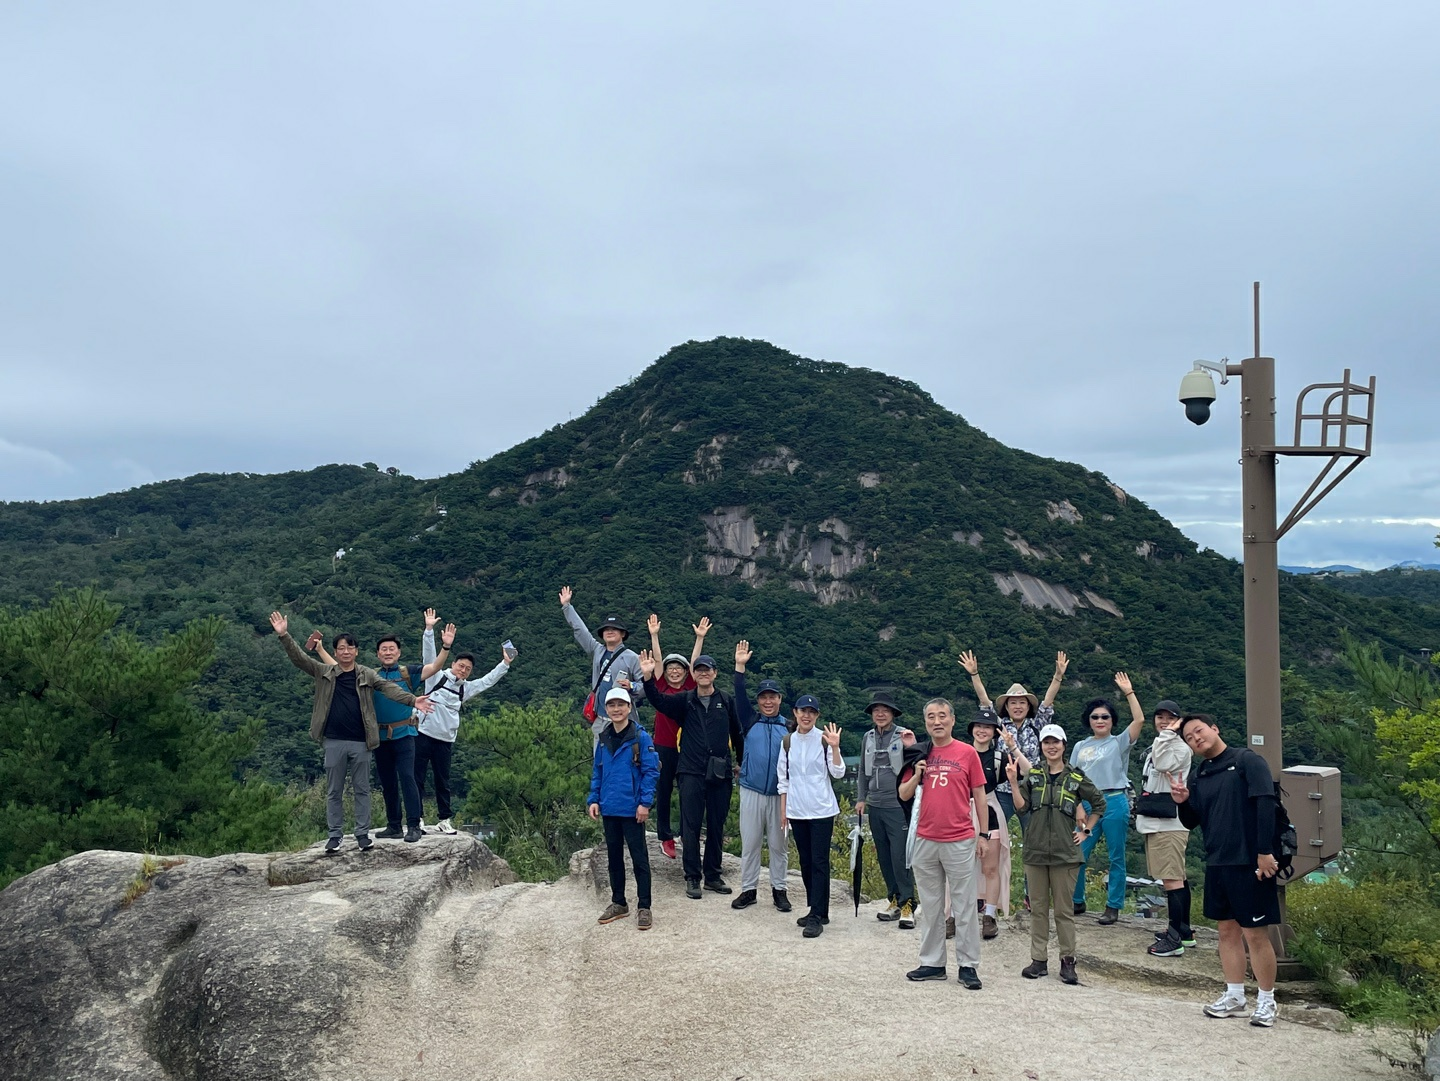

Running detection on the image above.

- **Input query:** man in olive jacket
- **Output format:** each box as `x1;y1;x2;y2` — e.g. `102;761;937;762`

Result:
270;612;434;853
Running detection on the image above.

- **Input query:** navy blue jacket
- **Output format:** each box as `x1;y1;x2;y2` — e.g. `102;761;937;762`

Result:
588;722;660;816
734;672;788;796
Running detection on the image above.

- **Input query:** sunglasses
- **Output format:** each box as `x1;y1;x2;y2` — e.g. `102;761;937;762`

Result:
1089;713;1113;721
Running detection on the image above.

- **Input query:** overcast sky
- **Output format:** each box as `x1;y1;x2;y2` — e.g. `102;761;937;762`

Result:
2;3;1436;568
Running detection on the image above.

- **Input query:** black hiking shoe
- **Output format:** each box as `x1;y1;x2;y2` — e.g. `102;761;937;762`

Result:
796;912;830;927
1059;956;1079;984
323;837;341;855
1022;960;1048;979
957;967;982;990
1097;907;1119;925
356;834;374;852
906;965;947;982
731;889;758;910
403;826;423;843
703;877;732;895
801;915;823;938
772;889;792;912
375;826;404;840
685;878;702;900
1073;902;1086;915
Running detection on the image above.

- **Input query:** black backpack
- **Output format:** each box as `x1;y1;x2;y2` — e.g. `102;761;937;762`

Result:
1272;780;1298;881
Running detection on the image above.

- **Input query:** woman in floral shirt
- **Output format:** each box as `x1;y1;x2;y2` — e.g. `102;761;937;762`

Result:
958;650;1069;831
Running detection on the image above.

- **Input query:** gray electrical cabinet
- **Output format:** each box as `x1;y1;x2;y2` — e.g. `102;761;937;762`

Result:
1281;765;1342;878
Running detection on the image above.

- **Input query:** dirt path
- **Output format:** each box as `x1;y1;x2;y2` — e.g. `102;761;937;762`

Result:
327;845;1405;1081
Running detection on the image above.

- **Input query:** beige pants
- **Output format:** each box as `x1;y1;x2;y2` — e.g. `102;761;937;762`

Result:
912;836;980;970
1025;863;1080;962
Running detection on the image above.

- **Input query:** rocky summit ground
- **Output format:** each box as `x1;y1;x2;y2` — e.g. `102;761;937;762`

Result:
0;832;1411;1081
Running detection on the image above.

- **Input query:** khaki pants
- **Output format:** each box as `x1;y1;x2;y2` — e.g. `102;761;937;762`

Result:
1025;862;1080;962
912;836;980;970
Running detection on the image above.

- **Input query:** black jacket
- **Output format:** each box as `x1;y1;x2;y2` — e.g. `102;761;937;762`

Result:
643;679;744;779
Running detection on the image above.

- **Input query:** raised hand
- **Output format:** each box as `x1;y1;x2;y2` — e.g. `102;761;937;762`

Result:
1164;771;1189;804
441;623;457;648
735;639;753;668
424;608;439;629
304;630;323;652
1054;651;1070;678
1004;758;1019;786
958;650;979;676
269;611;288;636
1114;671;1133;696
558;585;573;608
638;649;657;680
821;723;842;748
647;613;660;635
693;616;712;638
901;728;917;747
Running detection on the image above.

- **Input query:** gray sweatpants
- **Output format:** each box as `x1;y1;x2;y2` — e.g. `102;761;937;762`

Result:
912;836;981;970
324;738;372;839
739;787;788;891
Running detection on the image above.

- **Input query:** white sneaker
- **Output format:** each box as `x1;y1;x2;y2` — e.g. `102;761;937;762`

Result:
435;818;458;835
1203;994;1250;1018
1249;999;1277;1027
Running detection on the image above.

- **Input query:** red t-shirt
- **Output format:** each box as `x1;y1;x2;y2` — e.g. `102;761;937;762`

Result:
651;673;695;749
904;739;987;843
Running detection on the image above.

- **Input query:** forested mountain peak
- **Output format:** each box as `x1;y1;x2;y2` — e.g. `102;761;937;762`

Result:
1;337;1436;783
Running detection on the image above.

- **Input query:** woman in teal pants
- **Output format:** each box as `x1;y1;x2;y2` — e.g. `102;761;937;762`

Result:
1068;673;1146;923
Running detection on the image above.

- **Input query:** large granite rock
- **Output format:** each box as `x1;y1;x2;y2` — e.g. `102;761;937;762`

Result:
0;835;512;1081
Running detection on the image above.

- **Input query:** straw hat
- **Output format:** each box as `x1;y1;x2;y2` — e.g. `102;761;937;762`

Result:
994;683;1039;717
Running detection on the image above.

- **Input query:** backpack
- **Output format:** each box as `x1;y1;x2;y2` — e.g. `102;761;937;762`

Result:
430;673;467;707
1272;780;1298;881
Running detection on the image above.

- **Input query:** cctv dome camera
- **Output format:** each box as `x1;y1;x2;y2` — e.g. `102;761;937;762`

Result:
1178;368;1217;426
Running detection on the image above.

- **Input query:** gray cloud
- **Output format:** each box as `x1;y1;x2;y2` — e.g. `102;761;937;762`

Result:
1;3;1437;567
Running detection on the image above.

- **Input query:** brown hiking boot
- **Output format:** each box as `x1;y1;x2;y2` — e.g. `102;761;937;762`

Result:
945;916;956;940
981;914;998;940
598;902;630;924
1060;956;1079;984
637;908;652;931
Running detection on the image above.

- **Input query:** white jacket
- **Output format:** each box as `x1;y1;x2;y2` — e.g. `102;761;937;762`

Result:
419;644;510;742
776;727;845;820
1136;729;1192;835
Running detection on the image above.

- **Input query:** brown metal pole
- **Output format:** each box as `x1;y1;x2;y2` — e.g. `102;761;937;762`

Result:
1239;353;1283;775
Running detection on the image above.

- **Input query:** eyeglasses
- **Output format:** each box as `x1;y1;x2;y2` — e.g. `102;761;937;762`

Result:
1089;713;1112;721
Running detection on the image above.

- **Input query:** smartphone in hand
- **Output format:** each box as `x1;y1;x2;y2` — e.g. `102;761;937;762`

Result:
502;639;518;662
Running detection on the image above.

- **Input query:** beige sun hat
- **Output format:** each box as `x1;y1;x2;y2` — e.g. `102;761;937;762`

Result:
994;683;1039;717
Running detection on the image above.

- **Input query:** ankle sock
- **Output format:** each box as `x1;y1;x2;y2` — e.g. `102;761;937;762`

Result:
1257;989;1276;1006
984;904;997;917
1227;983;1246;1000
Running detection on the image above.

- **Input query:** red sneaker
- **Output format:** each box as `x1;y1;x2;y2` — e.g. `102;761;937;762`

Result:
661;839;677;860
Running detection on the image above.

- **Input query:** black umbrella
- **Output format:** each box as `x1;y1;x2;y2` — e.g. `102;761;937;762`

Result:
848;810;866;915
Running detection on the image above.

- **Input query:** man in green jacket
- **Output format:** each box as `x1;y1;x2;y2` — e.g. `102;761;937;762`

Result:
270;611;434;854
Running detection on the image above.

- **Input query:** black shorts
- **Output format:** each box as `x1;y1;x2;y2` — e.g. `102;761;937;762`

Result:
1202;864;1281;926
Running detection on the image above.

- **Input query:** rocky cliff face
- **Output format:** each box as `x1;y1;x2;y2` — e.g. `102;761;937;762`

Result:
0;836;512;1081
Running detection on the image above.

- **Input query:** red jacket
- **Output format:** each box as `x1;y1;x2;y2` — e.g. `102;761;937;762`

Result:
651;674;694;748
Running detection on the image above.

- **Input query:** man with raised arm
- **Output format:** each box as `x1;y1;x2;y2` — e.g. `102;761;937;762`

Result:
416;638;515;835
269;611;433;855
309;610;454;844
731;638;792;913
640;648;743;900
646;613;710;861
899;698;990;989
560;585;645;741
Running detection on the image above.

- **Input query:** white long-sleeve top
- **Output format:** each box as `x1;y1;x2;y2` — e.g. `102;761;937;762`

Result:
419;657;510;742
776;727;845;820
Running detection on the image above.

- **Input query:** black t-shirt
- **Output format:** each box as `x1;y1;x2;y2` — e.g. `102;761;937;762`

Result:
1186;746;1274;866
324;670;365;742
974;743;1009;832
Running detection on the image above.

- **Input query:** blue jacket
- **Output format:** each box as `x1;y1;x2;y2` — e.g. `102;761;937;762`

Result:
588;722;660;816
734;672;789;796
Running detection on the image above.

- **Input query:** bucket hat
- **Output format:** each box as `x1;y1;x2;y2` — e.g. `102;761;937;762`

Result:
994;683;1039;717
597;616;629;639
864;690;903;716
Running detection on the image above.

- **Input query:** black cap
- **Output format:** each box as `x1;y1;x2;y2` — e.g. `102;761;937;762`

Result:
1153;699;1182;718
756;679;783;695
598;616;629;639
968;706;1002;735
864;690;903;716
692;654;717;670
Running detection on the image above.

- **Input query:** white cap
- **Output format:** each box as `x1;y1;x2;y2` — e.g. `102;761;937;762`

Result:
604;686;632;704
1038;723;1068;742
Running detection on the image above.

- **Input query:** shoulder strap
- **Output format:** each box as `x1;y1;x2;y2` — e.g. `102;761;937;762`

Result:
592;650;625;695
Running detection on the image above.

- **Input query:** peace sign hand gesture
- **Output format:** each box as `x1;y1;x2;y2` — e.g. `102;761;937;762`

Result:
1164;771;1190;804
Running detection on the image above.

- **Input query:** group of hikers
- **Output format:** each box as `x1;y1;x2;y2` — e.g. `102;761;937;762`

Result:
270;587;1288;1030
